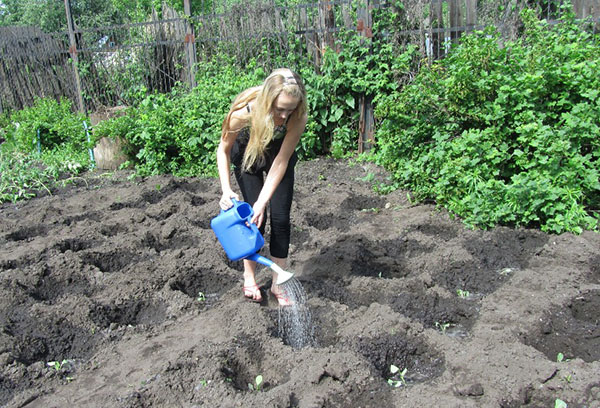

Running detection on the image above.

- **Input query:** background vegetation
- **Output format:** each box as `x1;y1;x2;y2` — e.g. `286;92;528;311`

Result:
1;2;598;234
0;0;211;31
374;8;600;233
0;0;309;31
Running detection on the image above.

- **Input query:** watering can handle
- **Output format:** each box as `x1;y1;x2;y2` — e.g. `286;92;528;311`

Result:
230;198;258;227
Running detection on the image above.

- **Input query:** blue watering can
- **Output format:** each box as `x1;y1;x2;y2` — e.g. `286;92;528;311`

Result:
211;199;294;285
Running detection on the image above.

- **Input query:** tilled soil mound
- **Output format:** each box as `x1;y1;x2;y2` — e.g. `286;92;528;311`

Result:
1;158;599;408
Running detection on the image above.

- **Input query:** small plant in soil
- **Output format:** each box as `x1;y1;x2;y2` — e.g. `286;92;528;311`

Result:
47;359;69;371
456;289;470;298
361;207;380;213
248;374;263;391
555;398;567;408
197;291;206;302
387;365;407;387
435;321;452;335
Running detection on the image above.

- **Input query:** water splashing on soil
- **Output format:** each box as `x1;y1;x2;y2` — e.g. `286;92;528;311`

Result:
276;278;316;349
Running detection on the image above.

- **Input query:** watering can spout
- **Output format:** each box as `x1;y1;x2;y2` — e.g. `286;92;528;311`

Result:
270;263;295;285
248;254;295;285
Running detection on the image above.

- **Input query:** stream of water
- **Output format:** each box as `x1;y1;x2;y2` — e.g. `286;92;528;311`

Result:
276;277;316;349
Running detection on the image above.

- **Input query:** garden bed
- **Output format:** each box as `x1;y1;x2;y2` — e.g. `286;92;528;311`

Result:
1;158;598;407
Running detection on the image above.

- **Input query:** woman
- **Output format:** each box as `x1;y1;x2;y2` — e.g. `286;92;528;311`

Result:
216;68;308;305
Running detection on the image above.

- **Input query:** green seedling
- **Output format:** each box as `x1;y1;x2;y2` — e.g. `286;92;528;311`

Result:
387;365;407;387
435;321;452;335
360;207;380;213
562;374;572;383
248;374;263;391
47;359;69;371
555;398;567;408
556;352;570;363
197;291;206;302
456;289;470;298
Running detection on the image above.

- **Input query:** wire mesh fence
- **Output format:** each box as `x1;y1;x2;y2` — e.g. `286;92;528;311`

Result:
1;0;598;114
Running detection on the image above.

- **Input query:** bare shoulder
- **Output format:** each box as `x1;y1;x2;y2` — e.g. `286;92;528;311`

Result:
228;107;250;133
290;111;308;129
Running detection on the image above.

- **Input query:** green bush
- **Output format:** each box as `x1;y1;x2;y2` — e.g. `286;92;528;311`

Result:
4;98;87;153
374;9;600;233
0;98;95;203
0;142;89;203
299;18;418;159
93;59;263;176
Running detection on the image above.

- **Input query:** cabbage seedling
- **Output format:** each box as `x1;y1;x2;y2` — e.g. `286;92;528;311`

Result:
387;365;407;387
47;359;69;371
555;399;567;408
248;374;263;391
456;289;470;298
435;321;452;335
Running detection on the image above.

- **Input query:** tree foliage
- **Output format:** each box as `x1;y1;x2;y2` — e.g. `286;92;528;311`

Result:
0;0;244;31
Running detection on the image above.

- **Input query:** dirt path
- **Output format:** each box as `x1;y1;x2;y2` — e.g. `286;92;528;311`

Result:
1;158;599;408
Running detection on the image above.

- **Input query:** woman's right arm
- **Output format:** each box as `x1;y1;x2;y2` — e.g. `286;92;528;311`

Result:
216;113;243;209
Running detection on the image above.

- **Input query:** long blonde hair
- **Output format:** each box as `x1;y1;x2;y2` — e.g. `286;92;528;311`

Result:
221;68;307;172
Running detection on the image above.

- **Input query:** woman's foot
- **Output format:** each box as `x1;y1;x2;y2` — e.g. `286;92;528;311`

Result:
243;284;262;302
242;265;261;302
271;285;293;307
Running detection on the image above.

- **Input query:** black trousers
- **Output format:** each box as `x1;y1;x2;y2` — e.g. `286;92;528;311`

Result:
232;141;297;259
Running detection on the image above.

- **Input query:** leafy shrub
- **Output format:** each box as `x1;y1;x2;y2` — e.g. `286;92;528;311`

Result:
299;17;418;159
374;9;600;233
4;98;87;153
0;144;89;203
93;59;263;176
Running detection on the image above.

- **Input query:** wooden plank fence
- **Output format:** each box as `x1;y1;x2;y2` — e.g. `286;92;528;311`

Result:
1;0;599;130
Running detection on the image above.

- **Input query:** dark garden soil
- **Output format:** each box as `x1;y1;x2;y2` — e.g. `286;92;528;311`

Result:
1;158;599;408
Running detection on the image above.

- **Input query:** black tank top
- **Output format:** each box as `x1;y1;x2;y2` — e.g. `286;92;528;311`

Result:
231;105;291;173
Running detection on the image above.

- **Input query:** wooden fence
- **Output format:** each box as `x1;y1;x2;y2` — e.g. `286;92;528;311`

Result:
1;0;599;117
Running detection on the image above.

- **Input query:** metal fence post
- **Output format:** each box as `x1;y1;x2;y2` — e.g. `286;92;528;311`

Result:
64;0;86;114
184;0;197;89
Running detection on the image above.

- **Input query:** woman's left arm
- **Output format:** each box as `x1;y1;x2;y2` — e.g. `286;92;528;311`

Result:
251;113;308;225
